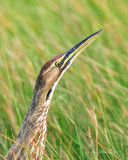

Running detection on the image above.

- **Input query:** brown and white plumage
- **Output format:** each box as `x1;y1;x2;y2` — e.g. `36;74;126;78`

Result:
5;30;102;160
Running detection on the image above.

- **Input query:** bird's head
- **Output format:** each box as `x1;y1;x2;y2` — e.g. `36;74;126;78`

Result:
35;30;103;101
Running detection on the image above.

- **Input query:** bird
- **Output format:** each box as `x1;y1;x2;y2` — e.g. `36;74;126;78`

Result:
5;30;103;160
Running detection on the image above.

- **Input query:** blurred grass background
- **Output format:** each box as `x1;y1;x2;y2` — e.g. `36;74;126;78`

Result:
0;0;128;159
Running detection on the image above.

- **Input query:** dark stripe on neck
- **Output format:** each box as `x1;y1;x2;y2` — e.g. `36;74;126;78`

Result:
46;86;52;100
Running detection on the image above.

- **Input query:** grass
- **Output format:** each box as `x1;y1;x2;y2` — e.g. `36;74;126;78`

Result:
0;0;128;159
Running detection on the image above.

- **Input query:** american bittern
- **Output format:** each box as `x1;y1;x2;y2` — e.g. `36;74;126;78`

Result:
6;30;103;159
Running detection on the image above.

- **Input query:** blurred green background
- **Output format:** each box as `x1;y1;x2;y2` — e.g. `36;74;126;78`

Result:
0;0;128;159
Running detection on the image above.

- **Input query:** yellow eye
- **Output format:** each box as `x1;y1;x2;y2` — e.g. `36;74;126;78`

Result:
55;61;62;67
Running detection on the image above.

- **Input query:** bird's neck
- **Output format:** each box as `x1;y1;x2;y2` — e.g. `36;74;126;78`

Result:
6;78;58;159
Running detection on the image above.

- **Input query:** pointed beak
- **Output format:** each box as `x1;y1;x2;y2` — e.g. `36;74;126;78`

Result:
60;30;103;68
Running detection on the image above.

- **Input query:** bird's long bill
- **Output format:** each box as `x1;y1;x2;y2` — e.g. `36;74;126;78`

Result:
60;30;103;68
